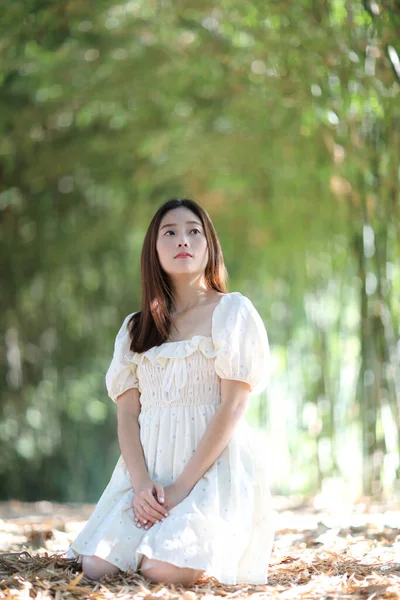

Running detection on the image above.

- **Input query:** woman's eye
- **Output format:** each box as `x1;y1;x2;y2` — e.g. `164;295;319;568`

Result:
164;228;201;236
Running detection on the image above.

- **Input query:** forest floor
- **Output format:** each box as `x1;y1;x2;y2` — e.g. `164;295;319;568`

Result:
0;495;399;599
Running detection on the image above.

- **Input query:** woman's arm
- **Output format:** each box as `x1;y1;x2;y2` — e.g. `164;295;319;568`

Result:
175;378;250;493
116;388;152;491
117;389;169;525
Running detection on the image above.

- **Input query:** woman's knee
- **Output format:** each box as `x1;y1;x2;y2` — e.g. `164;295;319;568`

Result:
139;556;204;586
82;555;120;580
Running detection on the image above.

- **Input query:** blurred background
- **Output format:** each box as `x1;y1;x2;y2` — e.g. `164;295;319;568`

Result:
1;1;399;506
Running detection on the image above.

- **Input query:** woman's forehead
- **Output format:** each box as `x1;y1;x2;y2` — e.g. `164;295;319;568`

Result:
159;207;201;228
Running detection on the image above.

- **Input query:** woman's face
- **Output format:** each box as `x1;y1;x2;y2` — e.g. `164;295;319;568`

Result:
156;207;209;278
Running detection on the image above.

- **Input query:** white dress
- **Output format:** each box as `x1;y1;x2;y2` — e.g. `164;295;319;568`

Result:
66;292;275;585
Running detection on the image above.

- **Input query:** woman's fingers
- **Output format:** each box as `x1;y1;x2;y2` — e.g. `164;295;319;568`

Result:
133;504;160;527
131;482;169;528
134;502;165;523
142;493;169;519
138;505;165;524
141;502;167;521
154;482;165;505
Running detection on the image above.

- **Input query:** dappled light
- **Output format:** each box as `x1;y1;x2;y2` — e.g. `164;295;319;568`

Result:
1;0;399;595
1;496;400;598
2;0;399;501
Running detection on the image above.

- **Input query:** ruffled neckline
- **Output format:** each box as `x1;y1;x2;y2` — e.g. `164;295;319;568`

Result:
130;335;216;367
126;292;241;367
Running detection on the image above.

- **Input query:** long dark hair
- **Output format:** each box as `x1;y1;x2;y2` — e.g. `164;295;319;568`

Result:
128;198;228;353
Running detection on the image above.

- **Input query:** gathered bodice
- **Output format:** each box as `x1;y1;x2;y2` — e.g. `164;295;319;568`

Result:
105;292;271;405
129;336;221;409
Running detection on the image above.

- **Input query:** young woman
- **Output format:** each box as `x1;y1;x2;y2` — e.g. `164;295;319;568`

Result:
66;198;275;587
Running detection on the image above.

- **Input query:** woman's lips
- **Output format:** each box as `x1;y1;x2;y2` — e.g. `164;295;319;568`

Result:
175;254;192;258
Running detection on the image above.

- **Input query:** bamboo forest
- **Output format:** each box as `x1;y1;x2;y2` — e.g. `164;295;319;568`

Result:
1;0;400;518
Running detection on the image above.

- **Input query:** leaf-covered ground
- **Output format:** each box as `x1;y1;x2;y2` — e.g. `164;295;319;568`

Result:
1;496;399;599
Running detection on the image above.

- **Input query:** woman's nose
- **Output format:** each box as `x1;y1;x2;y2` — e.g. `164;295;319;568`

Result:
177;237;189;246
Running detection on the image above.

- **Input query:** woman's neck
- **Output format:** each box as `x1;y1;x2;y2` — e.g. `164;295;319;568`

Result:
170;277;211;314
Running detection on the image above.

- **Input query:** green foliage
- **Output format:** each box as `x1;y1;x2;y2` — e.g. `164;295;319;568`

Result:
1;0;399;501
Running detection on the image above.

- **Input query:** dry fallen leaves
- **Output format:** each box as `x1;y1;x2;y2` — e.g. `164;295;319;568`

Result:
0;496;399;599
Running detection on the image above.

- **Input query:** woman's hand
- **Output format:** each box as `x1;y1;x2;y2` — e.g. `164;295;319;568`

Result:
133;479;168;529
133;480;190;529
162;481;190;512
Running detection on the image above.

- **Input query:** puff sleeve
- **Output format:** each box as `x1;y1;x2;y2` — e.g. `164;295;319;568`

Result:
213;294;271;395
105;312;139;402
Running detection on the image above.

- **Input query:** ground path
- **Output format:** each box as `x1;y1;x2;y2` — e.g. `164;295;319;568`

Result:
1;496;399;599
